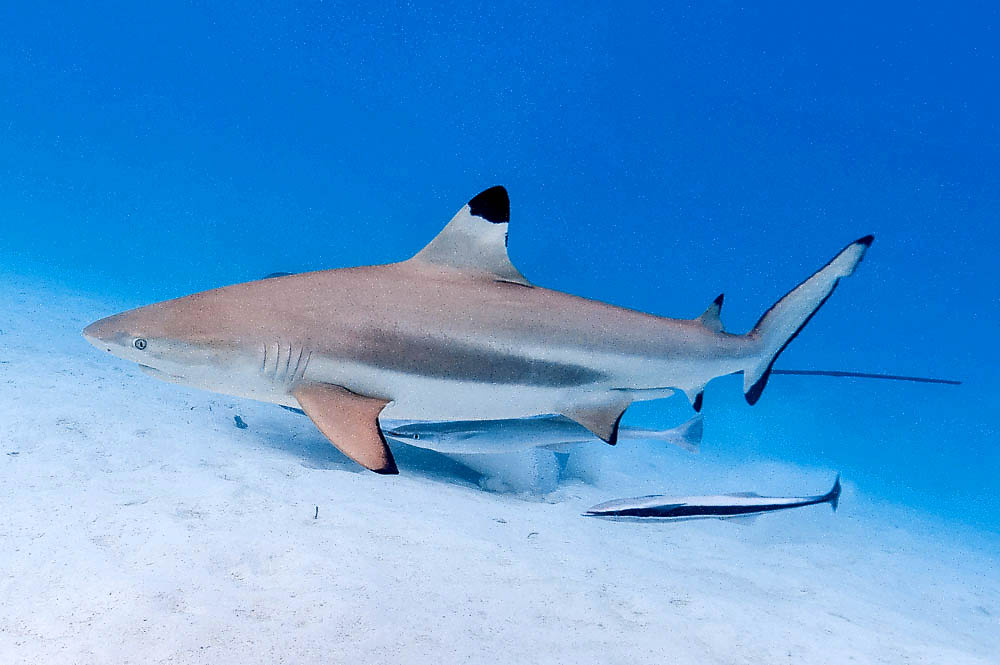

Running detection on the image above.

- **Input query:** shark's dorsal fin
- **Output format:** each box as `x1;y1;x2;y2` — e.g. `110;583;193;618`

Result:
695;293;725;332
410;186;531;286
292;383;397;474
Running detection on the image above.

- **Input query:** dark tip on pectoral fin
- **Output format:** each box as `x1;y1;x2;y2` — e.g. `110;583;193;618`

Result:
468;186;510;224
856;235;874;247
372;459;399;475
693;391;704;412
370;429;399;474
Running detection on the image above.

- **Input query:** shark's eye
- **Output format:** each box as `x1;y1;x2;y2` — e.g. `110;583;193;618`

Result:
133;338;147;351
413;433;419;440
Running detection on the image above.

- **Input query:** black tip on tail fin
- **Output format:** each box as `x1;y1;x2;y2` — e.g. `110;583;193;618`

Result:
744;375;768;406
692;391;704;412
827;474;842;512
467;186;510;224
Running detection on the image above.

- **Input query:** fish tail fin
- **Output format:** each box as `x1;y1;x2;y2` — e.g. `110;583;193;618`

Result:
827;474;842;512
743;236;873;405
625;415;703;453
673;414;703;453
657;414;702;453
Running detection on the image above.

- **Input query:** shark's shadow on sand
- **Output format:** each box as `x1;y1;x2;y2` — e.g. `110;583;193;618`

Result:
244;406;483;488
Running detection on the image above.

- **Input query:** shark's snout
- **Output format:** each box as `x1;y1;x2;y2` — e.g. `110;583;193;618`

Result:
83;316;121;349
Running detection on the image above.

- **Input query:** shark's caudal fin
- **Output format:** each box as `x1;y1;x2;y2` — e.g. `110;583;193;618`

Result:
743;236;873;405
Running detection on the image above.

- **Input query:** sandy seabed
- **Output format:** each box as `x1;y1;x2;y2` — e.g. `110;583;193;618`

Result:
1;272;997;665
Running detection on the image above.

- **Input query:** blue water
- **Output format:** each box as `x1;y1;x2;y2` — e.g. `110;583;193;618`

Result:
1;4;996;529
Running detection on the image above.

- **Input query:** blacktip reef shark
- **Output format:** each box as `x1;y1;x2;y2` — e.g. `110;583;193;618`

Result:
381;413;704;454
83;186;872;475
585;475;842;522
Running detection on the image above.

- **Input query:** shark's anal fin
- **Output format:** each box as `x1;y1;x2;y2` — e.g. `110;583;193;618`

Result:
560;398;632;445
292;383;397;474
409;185;532;286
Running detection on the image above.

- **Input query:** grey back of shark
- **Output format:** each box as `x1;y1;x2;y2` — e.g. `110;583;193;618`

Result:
585;475;841;521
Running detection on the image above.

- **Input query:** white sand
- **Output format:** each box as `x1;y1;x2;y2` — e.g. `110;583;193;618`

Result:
2;271;998;664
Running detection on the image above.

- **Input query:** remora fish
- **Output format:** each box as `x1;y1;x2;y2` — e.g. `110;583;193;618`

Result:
381;414;703;454
584;475;842;521
83;186;872;474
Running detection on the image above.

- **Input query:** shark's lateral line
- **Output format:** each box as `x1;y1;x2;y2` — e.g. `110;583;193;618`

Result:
584;475;842;521
83;186;872;474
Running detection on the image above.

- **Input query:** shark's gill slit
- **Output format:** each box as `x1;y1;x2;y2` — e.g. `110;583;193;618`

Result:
291;346;305;384
261;343;267;373
269;341;279;379
284;342;293;381
299;349;312;383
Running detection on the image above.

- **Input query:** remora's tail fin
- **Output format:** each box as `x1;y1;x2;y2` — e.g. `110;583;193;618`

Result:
826;474;842;512
624;414;703;453
743;236;873;405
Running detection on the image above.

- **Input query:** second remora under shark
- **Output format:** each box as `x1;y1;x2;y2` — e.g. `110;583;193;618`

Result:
381;413;703;454
83;186;872;474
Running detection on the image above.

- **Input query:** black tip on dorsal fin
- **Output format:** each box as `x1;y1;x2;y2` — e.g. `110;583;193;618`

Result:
467;186;510;224
713;293;724;307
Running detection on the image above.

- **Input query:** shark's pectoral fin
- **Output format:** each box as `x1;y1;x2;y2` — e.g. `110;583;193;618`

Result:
560;397;632;445
292;383;398;474
408;186;532;286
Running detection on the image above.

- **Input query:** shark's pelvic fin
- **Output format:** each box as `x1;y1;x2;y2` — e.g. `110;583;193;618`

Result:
744;235;873;405
409;185;532;286
560;397;632;445
292;383;398;474
695;293;725;332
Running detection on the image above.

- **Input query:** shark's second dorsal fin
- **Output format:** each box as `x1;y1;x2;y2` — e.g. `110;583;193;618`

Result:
409;186;531;286
695;293;725;332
